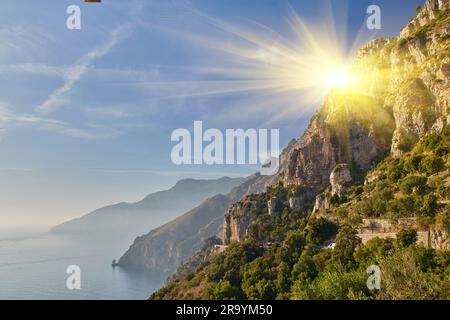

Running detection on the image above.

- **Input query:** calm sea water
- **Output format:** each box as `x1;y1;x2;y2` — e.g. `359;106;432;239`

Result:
0;229;166;300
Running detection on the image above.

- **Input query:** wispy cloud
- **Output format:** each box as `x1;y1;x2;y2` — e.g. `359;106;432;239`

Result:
0;63;68;77
0;63;159;82
86;106;137;119
37;25;131;114
0;25;57;59
0;103;113;140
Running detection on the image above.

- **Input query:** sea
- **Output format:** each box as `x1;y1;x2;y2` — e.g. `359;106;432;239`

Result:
0;228;166;300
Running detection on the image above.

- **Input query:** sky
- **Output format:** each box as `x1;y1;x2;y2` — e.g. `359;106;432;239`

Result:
0;0;423;228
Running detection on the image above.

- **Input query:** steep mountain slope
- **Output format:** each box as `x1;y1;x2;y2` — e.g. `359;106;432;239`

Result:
50;176;246;239
118;194;232;273
151;0;450;300
117;173;272;274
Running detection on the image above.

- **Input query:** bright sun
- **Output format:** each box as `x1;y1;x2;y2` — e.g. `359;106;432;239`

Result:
326;69;351;88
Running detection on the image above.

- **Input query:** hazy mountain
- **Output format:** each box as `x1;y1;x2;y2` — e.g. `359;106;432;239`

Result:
49;176;246;239
117;173;273;273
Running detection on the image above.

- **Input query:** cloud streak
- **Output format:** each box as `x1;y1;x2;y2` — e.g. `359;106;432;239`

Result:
37;25;130;114
0;103;113;140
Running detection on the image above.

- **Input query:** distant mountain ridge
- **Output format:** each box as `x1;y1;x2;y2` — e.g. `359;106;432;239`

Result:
117;173;272;274
49;176;246;240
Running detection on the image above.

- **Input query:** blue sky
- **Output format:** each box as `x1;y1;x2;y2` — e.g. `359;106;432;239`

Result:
0;0;423;228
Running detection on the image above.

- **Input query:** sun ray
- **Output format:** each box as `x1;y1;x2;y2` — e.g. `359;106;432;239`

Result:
137;1;374;123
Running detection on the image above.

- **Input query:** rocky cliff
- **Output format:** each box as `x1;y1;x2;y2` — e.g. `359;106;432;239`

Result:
223;0;449;247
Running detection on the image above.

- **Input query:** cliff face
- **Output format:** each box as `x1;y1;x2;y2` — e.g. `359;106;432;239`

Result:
279;0;449;187
224;0;449;245
400;0;450;38
223;199;257;244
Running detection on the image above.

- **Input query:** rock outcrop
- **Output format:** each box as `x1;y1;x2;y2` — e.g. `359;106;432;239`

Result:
223;198;256;244
400;0;450;38
312;193;331;214
430;229;450;249
330;164;352;197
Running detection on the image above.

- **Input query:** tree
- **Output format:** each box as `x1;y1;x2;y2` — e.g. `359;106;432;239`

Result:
332;225;361;268
396;228;418;248
305;218;339;245
211;280;241;300
291;250;318;281
354;237;395;265
242;257;277;299
415;5;422;13
306;262;370;300
378;248;447;299
283;232;306;263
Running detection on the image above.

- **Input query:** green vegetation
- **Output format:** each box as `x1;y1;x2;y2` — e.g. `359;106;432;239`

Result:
152;222;450;300
328;126;450;224
151;127;450;300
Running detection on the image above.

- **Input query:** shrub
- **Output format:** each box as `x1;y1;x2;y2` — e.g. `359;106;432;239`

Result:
419;155;445;175
306;263;370;300
437;209;450;233
399;175;428;194
242;258;277;299
387;161;406;182
404;155;424;173
389;195;420;217
210;280;242;300
349;185;364;197
419;194;439;218
396;228;418;247
354;237;395;265
437;184;450;199
354;189;392;217
420;133;440;151
378;248;448;299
